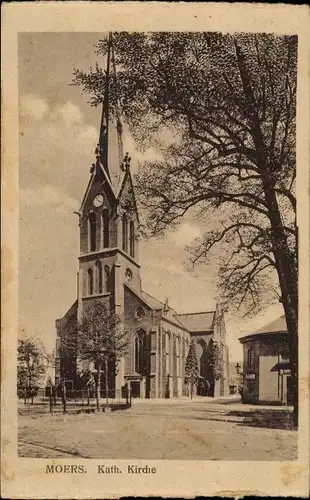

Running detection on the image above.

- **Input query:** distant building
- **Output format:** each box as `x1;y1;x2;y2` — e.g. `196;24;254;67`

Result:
239;316;292;405
39;353;56;389
55;35;229;399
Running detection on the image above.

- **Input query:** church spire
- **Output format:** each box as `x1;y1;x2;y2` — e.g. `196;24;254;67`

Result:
96;32;125;193
97;33;111;172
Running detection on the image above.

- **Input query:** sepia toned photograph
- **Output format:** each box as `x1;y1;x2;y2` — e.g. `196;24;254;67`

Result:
18;30;299;461
1;3;309;499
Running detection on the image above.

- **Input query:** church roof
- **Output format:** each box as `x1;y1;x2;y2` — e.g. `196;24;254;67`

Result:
135;289;218;332
139;290;163;310
239;315;288;343
140;291;190;329
175;311;215;333
125;285;190;331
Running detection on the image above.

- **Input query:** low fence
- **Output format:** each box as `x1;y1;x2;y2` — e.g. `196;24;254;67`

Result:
18;388;131;415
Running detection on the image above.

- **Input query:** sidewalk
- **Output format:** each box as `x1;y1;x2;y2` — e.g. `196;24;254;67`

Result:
129;394;242;404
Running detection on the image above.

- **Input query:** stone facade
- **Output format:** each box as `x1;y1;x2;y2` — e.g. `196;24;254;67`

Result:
55;73;230;399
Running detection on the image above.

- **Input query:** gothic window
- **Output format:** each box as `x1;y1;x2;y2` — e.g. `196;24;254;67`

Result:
135;329;147;375
88;213;97;252
176;336;180;376
197;338;207;378
182;337;185;375
101;210;109;248
104;265;110;293
165;331;170;375
129;221;135;258
96;261;103;294
122;213;128;253
87;268;93;295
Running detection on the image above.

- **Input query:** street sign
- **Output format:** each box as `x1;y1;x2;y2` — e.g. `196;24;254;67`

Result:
245;373;255;380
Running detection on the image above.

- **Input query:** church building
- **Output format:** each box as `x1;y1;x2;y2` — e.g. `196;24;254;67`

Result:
55;35;229;399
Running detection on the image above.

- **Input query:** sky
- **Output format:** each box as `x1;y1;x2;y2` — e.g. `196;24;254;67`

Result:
18;32;284;363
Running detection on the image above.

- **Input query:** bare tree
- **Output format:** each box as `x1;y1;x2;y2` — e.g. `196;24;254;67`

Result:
73;32;298;423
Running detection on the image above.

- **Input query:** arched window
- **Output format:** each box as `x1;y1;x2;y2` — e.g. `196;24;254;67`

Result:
197;338;207;378
96;261;103;294
101;210;109;248
122;213;128;253
129;221;135;258
104;265;110;293
87;268;93;295
165;331;170;375
182;337;185;375
176;336;180;376
135;329;147;375
88;213;97;252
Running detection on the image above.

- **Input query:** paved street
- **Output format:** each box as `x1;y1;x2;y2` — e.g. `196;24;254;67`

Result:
18;401;297;460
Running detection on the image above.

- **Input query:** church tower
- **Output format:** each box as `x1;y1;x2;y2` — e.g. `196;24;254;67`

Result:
76;33;140;391
56;33;230;400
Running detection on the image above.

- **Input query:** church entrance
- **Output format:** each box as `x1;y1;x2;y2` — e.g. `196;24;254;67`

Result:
126;375;149;398
131;381;140;398
197;378;212;397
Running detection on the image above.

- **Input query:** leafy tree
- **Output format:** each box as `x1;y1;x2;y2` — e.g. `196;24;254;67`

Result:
59;303;128;411
17;338;46;403
206;340;222;388
184;340;200;399
72;32;298;423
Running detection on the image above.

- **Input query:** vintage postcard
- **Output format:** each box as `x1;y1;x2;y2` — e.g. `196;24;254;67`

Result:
1;2;309;498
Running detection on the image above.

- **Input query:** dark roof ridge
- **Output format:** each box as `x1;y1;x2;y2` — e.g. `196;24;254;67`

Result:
125;284;162;310
140;289;164;305
177;310;215;316
140;289;173;310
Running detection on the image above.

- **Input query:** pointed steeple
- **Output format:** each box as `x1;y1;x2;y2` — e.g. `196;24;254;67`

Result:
163;297;169;315
96;32;126;194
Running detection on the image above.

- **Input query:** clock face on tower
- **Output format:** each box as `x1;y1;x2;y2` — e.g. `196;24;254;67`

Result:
93;194;104;208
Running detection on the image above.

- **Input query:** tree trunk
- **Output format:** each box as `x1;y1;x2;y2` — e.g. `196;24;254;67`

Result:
262;185;298;427
97;362;102;412
236;45;299;426
105;357;109;409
